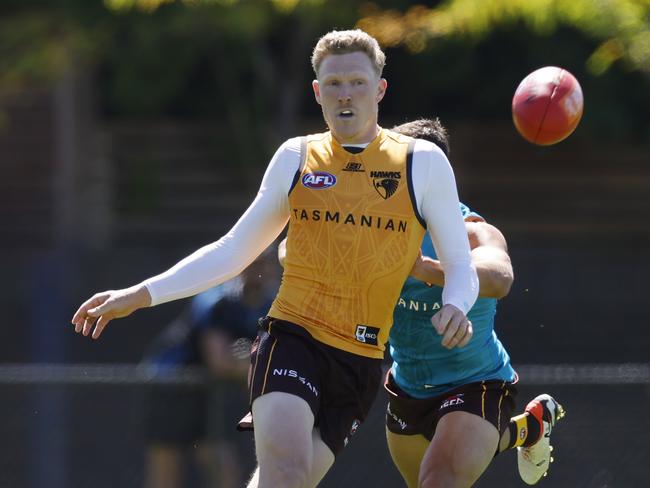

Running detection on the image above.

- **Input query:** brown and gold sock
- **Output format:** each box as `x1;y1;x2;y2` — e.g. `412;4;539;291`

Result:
506;411;542;449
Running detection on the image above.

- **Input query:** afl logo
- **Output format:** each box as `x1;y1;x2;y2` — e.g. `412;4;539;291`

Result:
302;171;337;189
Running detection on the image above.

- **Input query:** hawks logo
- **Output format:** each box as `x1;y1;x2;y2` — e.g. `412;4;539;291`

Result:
370;170;401;199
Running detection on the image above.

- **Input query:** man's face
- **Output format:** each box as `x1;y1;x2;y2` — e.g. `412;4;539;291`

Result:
313;51;387;144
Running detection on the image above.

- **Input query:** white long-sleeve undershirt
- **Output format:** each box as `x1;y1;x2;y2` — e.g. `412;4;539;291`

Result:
143;136;478;314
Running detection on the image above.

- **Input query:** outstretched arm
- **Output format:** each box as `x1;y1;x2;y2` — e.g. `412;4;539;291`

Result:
410;221;513;299
71;138;302;339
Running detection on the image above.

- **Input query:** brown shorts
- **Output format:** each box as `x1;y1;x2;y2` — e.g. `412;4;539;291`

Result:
237;317;383;456
385;371;517;441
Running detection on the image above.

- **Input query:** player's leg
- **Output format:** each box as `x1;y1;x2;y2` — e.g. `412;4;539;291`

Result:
245;405;333;488
500;393;566;485
383;370;439;487
419;411;499;488
249;391;316;488
243;318;378;487
498;424;512;451
385;429;429;488
306;429;335;486
416;380;516;488
243;319;325;488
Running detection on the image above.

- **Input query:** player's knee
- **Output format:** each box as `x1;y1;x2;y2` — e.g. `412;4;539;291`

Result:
257;439;311;487
419;459;453;488
259;456;311;488
274;463;310;488
419;454;475;488
419;469;468;488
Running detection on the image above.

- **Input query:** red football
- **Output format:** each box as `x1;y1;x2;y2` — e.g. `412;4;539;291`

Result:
512;66;584;145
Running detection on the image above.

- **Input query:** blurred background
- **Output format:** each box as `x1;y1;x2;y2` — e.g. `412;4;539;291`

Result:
1;0;649;486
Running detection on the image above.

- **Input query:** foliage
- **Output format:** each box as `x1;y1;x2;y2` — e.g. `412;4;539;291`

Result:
357;0;650;75
0;0;359;163
0;0;647;145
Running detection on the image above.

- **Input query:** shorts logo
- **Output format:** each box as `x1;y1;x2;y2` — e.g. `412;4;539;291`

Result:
350;419;360;436
440;393;465;409
272;368;319;397
519;427;527;440
370;170;401;199
302;171;337;189
387;404;408;431
344;419;361;446
355;325;380;345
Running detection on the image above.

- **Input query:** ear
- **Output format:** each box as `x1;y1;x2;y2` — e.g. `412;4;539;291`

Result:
312;80;322;105
376;78;388;103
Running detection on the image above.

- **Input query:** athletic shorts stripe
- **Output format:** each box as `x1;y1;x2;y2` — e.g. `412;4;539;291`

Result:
248;332;262;405
497;381;506;430
481;381;487;419
260;337;278;395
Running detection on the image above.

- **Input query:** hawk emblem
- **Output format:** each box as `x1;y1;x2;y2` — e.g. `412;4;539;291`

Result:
373;178;399;199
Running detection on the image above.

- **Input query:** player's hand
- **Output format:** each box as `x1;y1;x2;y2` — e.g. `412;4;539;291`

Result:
71;285;152;339
431;304;473;349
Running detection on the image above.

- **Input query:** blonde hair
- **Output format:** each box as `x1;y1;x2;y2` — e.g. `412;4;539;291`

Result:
311;29;386;78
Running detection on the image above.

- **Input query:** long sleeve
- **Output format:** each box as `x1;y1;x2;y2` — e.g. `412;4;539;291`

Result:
411;139;479;314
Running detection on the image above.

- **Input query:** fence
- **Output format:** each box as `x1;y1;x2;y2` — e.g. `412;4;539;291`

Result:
0;363;647;488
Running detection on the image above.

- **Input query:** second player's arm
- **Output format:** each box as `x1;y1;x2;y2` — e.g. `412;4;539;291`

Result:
410;221;513;299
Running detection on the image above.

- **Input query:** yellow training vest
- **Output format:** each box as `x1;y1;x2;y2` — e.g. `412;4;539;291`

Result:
268;129;426;358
